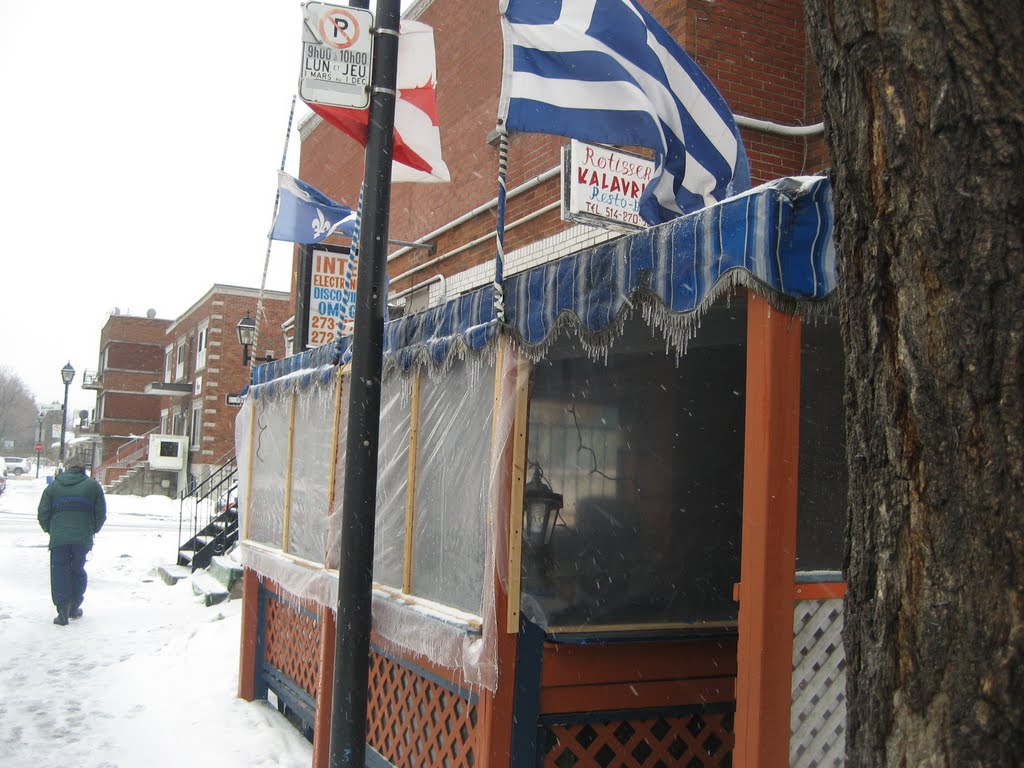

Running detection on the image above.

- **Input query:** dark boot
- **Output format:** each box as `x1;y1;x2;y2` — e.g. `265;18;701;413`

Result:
69;605;83;620
53;604;70;626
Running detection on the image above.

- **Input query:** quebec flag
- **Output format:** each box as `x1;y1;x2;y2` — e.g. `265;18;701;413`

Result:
497;0;750;225
270;172;358;244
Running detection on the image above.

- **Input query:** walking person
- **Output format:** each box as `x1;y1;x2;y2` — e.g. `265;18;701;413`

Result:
38;465;106;625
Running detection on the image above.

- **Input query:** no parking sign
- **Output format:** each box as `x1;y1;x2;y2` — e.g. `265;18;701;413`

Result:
300;2;374;110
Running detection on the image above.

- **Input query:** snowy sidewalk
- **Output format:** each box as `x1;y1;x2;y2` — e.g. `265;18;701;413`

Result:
0;477;312;768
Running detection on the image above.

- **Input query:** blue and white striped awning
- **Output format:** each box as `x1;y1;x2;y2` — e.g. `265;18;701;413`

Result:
251;175;835;386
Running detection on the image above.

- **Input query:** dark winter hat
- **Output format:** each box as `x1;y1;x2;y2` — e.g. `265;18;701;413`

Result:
66;465;86;474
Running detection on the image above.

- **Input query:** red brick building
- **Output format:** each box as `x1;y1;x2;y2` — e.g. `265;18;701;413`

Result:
147;284;292;483
83;311;172;468
293;0;827;315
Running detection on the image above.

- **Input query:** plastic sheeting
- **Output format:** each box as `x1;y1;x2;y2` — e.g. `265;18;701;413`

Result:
235;397;253;534
238;350;511;692
411;359;493;613
289;376;337;563
247;394;290;548
369;374;411;584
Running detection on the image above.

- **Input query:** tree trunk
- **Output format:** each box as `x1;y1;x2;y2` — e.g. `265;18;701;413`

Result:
802;1;1023;765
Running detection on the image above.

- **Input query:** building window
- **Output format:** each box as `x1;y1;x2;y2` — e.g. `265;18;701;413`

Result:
172;409;183;436
164;346;173;383
190;405;202;449
175;339;186;381
195;322;209;371
160;409;169;434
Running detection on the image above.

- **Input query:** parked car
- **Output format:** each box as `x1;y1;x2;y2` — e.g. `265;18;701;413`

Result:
2;456;31;476
0;459;6;494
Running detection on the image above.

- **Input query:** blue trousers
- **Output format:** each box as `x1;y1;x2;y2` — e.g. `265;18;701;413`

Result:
49;543;90;609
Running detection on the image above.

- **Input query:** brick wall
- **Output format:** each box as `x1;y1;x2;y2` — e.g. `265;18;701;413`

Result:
105;341;165;373
99;315;171;349
101;391;160;423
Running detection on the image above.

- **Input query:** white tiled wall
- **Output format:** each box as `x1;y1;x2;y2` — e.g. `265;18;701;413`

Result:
409;224;620;309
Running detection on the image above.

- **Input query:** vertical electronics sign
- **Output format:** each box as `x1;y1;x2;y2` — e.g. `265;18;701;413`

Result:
299;2;374;110
561;139;655;232
308;245;357;346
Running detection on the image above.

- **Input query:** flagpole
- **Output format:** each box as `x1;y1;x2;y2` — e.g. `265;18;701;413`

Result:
493;128;509;323
329;0;400;766
253;95;298;359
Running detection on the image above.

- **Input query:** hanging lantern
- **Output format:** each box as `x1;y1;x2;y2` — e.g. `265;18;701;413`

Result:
523;464;563;549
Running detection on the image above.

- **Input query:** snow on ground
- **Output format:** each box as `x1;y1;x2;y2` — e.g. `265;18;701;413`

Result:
0;475;313;768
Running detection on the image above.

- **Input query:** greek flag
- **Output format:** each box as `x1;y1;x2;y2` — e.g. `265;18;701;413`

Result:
269;172;357;244
498;0;750;225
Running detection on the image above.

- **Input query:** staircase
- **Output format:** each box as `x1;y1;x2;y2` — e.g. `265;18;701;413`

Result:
95;428;159;490
177;454;238;571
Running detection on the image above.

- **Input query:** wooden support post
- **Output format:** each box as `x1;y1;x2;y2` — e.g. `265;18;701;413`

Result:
282;388;298;553
312;607;338;768
734;293;802;767
237;567;260;701
480;338;522;766
505;354;531;631
314;369;346;768
402;372;422;594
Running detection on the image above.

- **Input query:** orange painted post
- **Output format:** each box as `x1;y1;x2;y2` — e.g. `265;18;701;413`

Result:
313;607;338;768
480;339;522;767
480;574;520;766
734;293;802;767
237;567;260;701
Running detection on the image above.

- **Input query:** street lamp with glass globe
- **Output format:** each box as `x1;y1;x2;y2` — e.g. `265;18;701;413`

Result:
59;362;75;468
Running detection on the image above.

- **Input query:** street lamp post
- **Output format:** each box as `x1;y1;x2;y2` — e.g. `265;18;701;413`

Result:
59;362;75;468
36;411;44;479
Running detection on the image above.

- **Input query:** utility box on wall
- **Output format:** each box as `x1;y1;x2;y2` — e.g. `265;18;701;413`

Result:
149;435;187;471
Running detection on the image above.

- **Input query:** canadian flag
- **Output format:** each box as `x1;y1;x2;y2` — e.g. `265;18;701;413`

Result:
306;20;450;183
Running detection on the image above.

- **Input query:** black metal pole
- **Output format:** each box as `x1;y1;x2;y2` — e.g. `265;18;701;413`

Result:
59;382;70;467
295;244;313;350
36;417;43;478
329;0;400;765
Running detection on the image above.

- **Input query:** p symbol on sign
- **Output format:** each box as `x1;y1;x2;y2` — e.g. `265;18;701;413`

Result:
320;9;360;49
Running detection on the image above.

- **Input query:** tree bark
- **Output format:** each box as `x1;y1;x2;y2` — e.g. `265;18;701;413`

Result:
802;1;1023;765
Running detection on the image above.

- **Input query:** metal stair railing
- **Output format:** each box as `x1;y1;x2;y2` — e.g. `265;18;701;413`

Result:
177;452;238;571
94;427;160;486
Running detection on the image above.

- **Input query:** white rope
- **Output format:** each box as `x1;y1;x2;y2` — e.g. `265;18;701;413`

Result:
252;95;298;361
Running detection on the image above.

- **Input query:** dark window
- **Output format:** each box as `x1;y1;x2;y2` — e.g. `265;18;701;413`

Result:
523;301;746;630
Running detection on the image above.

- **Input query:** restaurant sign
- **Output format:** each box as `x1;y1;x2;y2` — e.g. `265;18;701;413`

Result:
561;139;654;232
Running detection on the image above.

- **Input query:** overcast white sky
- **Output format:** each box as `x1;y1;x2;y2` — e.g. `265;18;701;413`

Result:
0;1;324;414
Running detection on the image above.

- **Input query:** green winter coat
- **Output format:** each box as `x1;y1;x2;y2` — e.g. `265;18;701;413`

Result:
38;469;107;549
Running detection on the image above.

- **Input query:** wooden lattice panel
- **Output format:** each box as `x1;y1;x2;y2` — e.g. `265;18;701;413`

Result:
541;711;734;768
366;649;479;768
263;592;322;698
791;598;846;768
